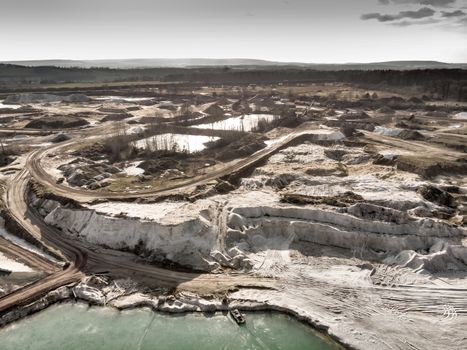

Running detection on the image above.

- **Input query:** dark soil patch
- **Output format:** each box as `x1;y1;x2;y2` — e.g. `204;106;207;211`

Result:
417;185;457;208
281;191;363;207
101;113;132;122
398;130;425;141
209;133;267;161
25;116;89;129
395;155;467;178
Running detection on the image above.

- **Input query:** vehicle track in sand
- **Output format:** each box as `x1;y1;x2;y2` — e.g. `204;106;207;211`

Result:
362;131;465;160
2;123;467;350
0;164;275;312
2;124;320;312
27;126;335;202
0;236;55;274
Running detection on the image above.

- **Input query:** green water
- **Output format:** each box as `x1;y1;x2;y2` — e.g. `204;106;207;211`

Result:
0;303;342;350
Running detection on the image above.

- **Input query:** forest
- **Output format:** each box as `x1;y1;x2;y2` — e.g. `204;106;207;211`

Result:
1;64;466;101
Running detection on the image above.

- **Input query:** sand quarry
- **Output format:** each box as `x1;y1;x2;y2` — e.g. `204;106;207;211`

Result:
0;83;466;349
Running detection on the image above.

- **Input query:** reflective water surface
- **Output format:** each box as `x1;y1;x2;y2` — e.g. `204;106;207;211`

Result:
0;303;342;350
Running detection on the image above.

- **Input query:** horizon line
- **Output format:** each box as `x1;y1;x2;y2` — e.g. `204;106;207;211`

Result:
2;58;467;65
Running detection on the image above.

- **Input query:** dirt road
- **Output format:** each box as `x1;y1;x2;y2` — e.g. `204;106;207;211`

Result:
1;124;307;312
2;124;467;349
28;128;333;201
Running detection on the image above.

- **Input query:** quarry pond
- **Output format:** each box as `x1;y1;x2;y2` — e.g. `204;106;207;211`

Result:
0;303;342;350
132;133;219;153
194;113;277;131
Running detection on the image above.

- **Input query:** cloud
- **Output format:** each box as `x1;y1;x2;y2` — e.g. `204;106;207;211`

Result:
361;13;398;21
441;9;466;16
399;7;437;17
392;18;441;25
361;7;436;21
367;0;467;32
378;0;456;7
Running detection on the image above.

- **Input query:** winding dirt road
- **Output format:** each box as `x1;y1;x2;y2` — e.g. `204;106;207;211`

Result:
1;124;467;350
28;127;333;201
1;125;323;312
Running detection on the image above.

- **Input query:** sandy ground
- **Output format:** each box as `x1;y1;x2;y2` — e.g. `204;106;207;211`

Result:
0;226;59;264
1;88;467;349
0;252;33;273
89;201;203;223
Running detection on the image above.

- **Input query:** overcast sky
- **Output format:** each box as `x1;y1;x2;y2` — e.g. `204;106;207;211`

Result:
0;0;466;62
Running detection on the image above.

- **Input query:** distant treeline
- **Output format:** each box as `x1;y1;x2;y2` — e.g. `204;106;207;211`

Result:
0;64;181;85
166;68;467;101
1;64;466;101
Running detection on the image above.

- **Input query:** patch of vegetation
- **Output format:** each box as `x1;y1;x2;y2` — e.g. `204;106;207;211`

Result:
25;116;89;129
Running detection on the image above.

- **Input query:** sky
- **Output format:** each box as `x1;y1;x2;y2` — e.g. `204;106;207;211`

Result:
0;0;466;63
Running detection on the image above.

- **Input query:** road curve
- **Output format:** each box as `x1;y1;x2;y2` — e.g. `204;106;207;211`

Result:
28;127;333;202
0;167;86;313
2;125;318;313
0;163;274;312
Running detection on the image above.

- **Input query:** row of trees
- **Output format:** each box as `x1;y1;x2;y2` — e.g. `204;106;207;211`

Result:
1;64;465;101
